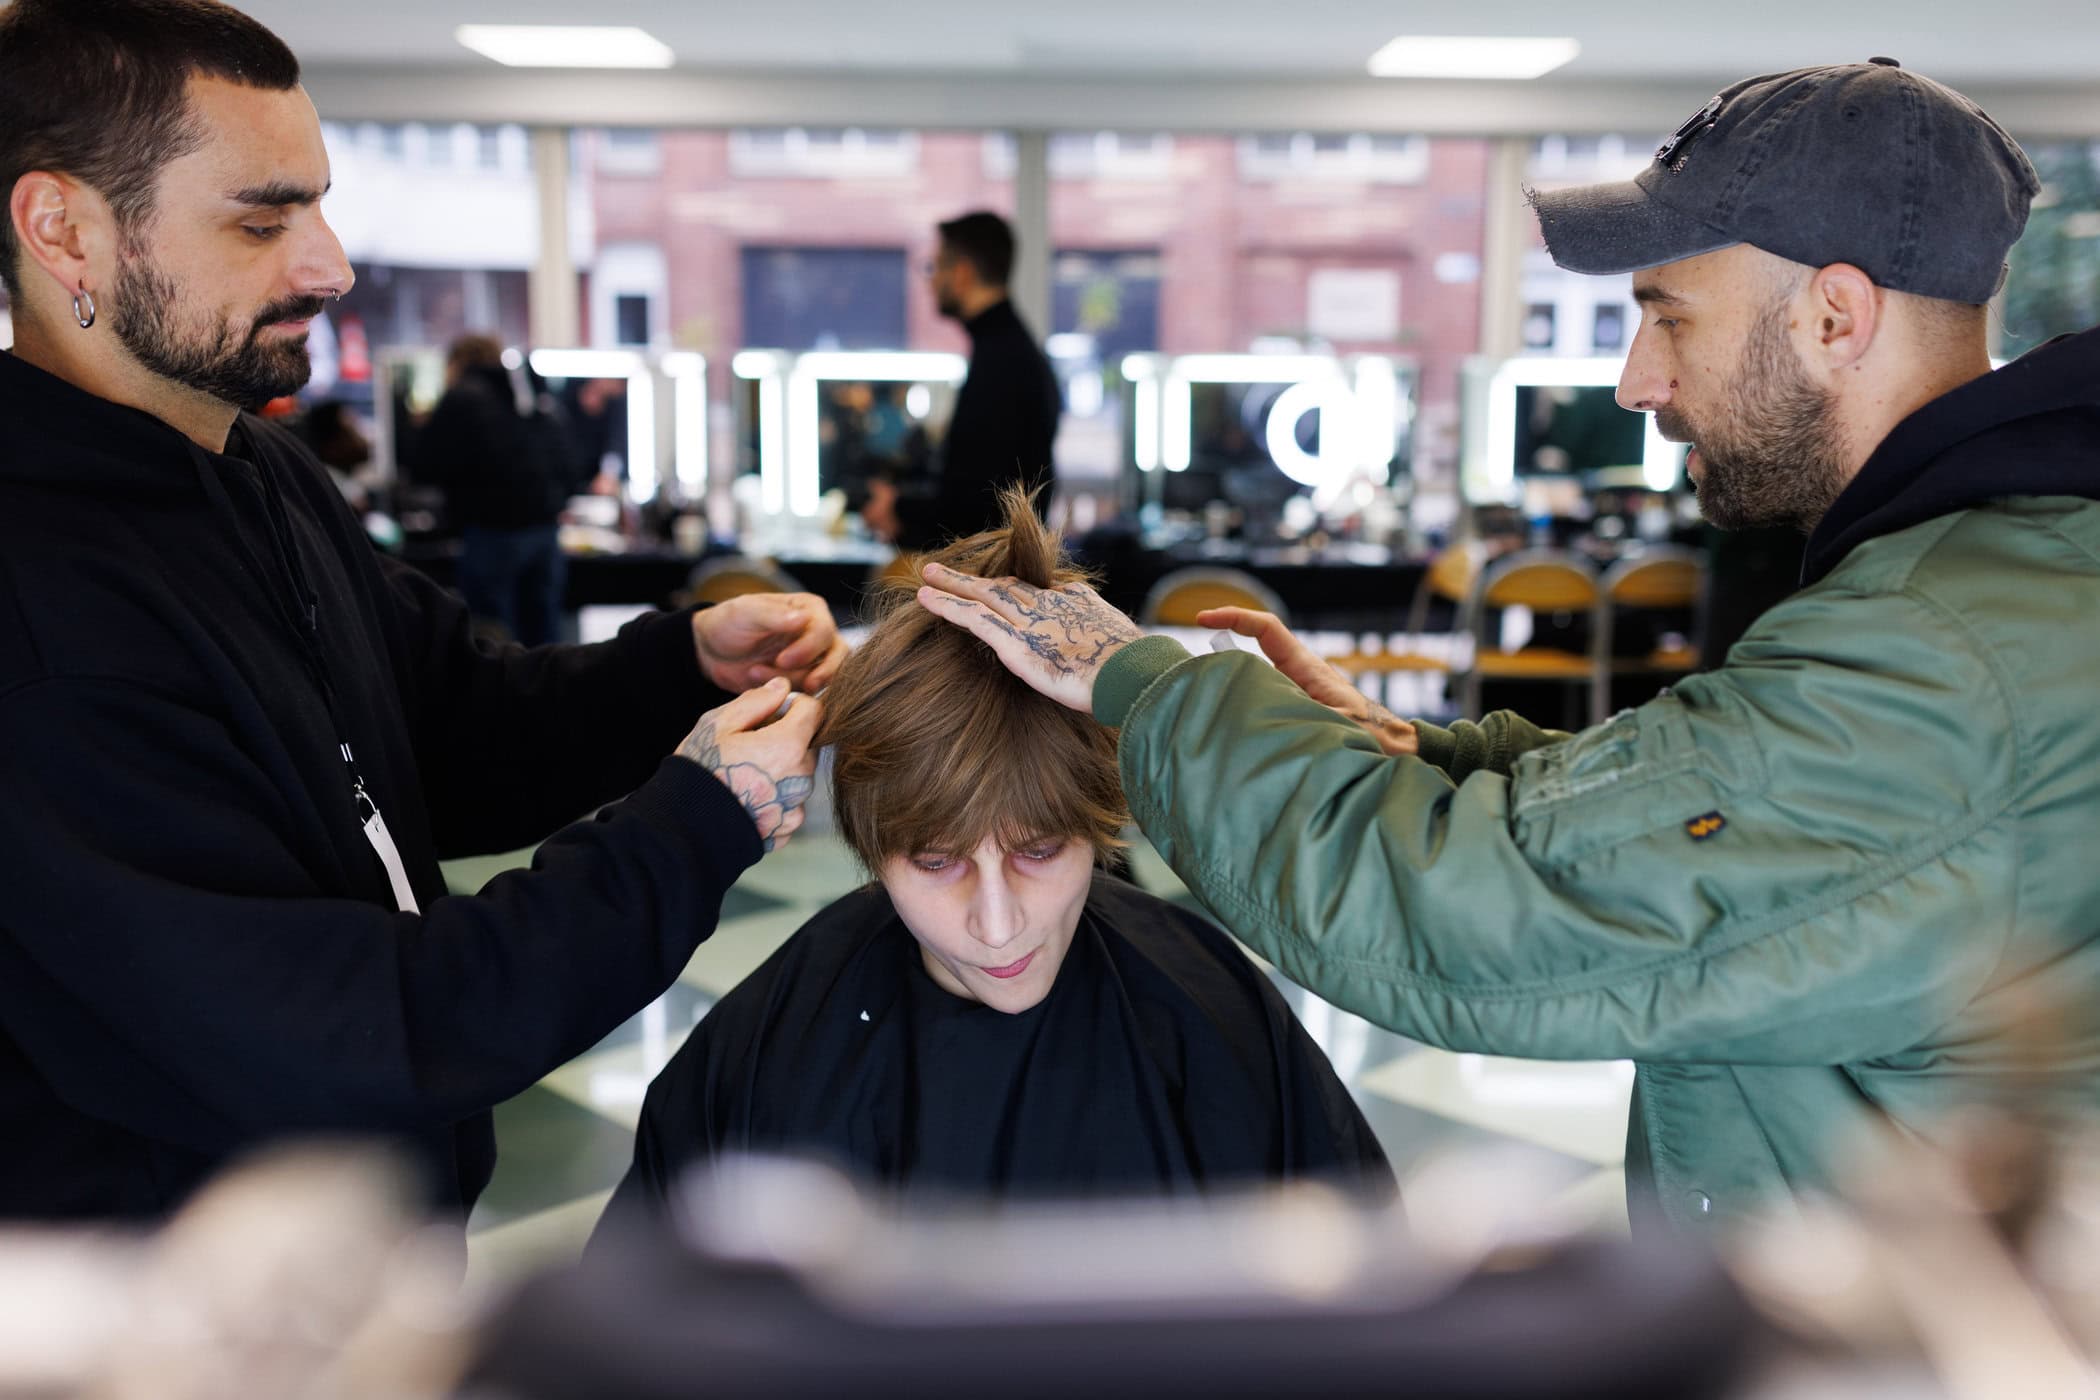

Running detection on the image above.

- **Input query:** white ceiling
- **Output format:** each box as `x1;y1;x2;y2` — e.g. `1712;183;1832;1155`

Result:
247;0;2100;85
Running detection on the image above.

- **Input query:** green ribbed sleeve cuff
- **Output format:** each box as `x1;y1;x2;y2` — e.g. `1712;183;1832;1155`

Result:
1092;635;1195;729
1412;719;1460;772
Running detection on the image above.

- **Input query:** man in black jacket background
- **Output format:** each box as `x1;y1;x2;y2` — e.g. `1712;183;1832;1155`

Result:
413;333;580;646
0;0;844;1224
865;211;1063;549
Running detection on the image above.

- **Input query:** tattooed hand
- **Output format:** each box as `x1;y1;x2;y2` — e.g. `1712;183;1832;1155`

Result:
1197;606;1418;758
913;562;1143;713
675;677;823;852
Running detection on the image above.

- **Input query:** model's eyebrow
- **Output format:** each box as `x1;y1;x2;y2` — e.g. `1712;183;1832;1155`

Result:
1633;285;1689;308
225;180;329;209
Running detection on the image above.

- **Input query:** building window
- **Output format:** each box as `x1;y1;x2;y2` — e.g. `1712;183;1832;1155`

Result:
1592;303;1628;352
741;246;910;350
614;294;652;347
598;128;663;177
1052;250;1163;358
1522;302;1558;351
984;132;1178;180
1236;132;1430;184
728;127;919;178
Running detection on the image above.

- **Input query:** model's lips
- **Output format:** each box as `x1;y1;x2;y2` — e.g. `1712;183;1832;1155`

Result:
264;317;314;334
982;951;1035;980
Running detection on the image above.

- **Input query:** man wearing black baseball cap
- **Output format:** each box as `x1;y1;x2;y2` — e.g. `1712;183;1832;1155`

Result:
1532;58;2046;537
918;60;2100;1232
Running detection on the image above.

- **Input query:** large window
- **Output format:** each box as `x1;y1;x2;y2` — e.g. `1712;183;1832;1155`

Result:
1048;131;1492;489
2002;140;2100;357
308;120;539;413
727;127;920;179
576;126;1013;367
1519;135;1662;359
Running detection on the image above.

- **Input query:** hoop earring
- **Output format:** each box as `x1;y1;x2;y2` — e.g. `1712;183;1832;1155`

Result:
72;285;97;330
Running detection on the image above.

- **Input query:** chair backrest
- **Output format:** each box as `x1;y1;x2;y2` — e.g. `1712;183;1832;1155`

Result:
1140;567;1289;627
1401;540;1484;637
1603;548;1706;610
684;556;804;607
1425;543;1482;604
1459;548;1600;722
1477;550;1601;613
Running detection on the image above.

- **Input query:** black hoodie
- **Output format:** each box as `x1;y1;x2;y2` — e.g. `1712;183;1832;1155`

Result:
1803;324;2100;585
0;350;759;1223
412;363;581;529
896;299;1061;550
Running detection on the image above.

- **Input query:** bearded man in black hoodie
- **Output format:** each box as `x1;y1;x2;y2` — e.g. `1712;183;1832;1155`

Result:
0;0;845;1225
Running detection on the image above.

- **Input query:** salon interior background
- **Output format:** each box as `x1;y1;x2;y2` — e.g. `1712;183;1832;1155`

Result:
1;1;2094;512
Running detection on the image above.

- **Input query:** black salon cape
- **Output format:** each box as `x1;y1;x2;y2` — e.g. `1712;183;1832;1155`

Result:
602;874;1392;1226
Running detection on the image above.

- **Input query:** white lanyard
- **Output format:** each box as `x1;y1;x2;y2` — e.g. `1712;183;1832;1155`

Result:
343;743;421;915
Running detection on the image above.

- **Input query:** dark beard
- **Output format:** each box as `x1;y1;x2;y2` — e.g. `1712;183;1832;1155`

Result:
109;252;321;411
1661;300;1850;533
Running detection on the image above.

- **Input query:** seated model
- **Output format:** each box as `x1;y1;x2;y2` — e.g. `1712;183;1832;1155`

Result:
602;493;1392;1219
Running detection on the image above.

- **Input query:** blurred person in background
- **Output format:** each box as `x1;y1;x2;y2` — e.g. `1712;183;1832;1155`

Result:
563;375;628;497
0;0;846;1227
864;211;1061;549
919;62;2100;1237
412;333;574;645
293;398;373;507
598;492;1390;1232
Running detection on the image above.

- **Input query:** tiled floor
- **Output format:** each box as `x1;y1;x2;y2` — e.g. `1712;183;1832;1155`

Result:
446;827;1634;1290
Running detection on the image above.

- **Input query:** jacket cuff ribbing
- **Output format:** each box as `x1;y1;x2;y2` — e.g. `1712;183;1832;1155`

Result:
1093;635;1195;730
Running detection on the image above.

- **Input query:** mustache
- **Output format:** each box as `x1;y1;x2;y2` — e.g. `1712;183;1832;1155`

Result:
250;295;329;332
1653;408;1695;444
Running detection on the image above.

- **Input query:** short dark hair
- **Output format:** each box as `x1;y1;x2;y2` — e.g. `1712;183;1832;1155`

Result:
0;0;301;299
937;210;1016;289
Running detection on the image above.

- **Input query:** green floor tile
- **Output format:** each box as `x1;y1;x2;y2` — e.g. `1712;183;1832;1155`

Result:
468;1084;637;1233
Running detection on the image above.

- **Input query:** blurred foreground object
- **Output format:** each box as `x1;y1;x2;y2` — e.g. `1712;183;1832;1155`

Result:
0;1147;469;1400
466;1156;1757;1400
1732;1110;2100;1400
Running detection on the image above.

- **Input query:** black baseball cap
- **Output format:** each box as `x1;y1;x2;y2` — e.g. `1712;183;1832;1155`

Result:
1529;59;2041;304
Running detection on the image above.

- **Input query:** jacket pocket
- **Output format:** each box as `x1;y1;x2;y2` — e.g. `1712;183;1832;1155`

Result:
1508;682;1768;873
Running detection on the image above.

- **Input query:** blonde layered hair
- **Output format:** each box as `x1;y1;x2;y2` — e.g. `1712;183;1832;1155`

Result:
819;489;1129;869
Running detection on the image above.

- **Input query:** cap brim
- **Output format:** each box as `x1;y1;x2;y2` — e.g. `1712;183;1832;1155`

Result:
1528;178;1738;276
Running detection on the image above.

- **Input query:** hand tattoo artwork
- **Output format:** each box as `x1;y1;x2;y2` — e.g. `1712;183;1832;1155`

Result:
677;718;816;852
977;579;1142;680
1358;700;1416;757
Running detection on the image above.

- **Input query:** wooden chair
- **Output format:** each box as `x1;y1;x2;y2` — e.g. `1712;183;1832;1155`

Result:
679;556;805;608
1592;547;1708;724
1460;549;1602;722
1140;567;1289;627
